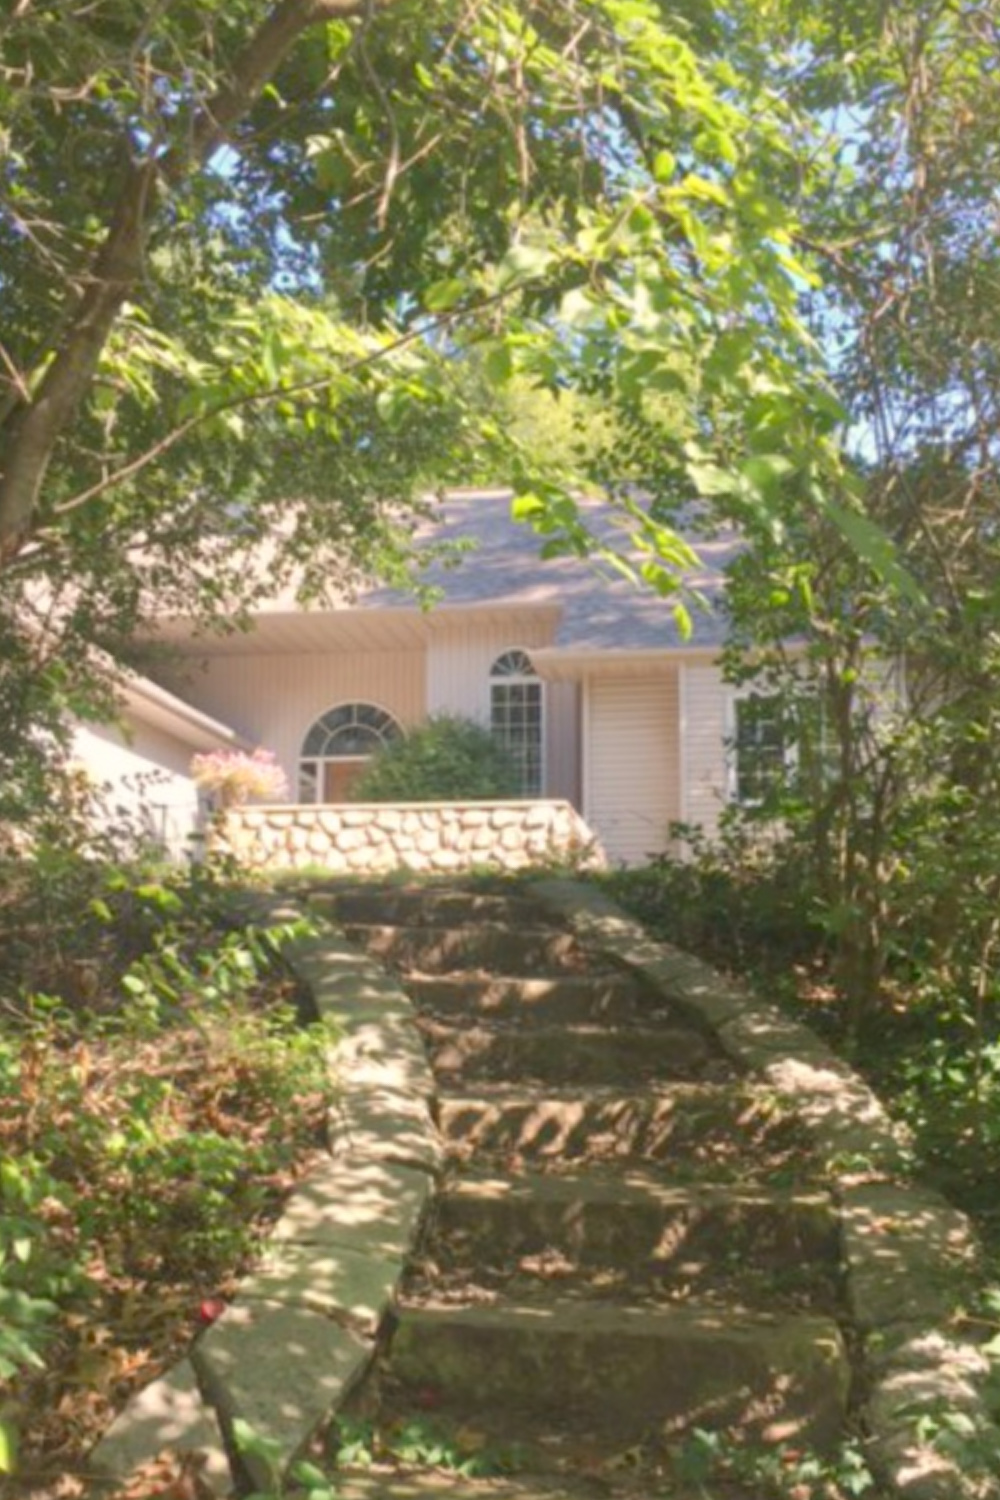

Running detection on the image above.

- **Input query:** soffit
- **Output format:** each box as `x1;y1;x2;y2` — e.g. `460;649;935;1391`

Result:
147;603;561;657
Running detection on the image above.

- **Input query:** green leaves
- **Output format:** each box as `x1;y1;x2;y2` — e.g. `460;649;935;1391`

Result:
424;277;467;313
481;343;513;386
0;1419;17;1476
0;1286;57;1380
0;0;902;782
652;149;677;182
497;241;558;288
350;715;525;802
741;454;796;504
823;500;924;606
0;851;341;1477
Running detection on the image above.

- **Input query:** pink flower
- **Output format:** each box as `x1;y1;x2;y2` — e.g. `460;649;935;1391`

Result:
190;748;288;806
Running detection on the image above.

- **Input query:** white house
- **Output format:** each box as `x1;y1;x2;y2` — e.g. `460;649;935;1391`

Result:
83;490;755;866
72;671;248;858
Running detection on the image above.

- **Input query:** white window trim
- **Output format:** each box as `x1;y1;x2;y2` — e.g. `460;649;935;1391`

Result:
489;647;546;798
298;701;403;803
724;688;798;808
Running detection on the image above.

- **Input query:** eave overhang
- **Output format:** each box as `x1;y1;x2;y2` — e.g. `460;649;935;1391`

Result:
146;601;562;657
529;646;720;682
119;673;250;752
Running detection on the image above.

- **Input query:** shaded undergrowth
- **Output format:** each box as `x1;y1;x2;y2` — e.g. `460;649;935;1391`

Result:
601;854;1000;1253
0;847;335;1495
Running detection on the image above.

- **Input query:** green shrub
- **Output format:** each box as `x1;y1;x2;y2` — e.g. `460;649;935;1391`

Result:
0;853;332;1426
349;715;522;802
604;819;827;980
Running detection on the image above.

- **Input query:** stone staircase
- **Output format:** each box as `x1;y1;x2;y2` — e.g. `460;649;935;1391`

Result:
310;882;855;1497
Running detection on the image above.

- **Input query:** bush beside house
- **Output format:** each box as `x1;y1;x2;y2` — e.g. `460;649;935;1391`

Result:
349;715;522;803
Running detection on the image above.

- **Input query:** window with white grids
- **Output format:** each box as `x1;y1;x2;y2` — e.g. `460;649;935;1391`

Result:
730;693;795;806
298;702;402;802
490;649;543;797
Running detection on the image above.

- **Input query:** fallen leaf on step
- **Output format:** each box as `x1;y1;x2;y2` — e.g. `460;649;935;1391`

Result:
603;1444;646;1470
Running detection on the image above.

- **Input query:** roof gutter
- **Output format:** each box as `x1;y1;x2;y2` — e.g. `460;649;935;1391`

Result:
118;673;250;752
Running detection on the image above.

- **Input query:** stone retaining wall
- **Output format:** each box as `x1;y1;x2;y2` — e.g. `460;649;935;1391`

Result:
215;799;605;873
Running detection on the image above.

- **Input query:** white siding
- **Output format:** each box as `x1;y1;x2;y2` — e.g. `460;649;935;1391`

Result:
680;654;903;843
427;620;553;723
859;652;906;729
681;662;729;837
585;673;680;865
545;680;581;807
156;621;576;806
157;650;426;795
427;620;575;798
72;721;202;857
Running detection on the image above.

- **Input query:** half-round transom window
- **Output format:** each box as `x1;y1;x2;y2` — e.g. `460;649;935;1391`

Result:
491;649;536;680
299;703;402;802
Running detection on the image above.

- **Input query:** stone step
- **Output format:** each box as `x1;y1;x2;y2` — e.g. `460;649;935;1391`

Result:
336;1474;730;1500
321;887;551;929
422;1020;723;1086
406;971;651;1025
388;1300;850;1449
433;1171;840;1274
343;923;587;976
435;1084;811;1172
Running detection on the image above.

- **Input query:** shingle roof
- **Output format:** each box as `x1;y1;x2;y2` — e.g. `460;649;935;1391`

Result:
363;490;736;653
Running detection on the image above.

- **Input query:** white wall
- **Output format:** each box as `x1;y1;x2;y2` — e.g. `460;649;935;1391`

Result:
427;621;552;717
585;672;680;865
680;661;729;838
426;621;580;803
158;649;427;796
680;653;904;844
545;679;582;807
859;653;907;729
72;721;203;857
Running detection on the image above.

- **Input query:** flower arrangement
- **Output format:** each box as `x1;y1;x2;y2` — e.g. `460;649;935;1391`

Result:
190;747;288;807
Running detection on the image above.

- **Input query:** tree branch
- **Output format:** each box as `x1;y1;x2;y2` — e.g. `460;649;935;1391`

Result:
51;282;531;520
0;0;388;566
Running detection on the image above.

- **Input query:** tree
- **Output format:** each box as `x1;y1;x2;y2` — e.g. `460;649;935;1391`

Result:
682;1;1000;1043
0;2;839;595
0;0;374;562
0;0;851;828
349;715;523;802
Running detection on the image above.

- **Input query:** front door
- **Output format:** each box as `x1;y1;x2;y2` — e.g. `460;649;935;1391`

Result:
322;758;368;803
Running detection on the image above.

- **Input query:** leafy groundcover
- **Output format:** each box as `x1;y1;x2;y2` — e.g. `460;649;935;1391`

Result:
0;850;335;1497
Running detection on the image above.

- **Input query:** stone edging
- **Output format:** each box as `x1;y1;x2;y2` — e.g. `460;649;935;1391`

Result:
89;898;442;1496
528;877;1000;1500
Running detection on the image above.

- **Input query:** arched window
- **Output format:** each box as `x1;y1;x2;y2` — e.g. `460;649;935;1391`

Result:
298;703;402;803
490;649;543;797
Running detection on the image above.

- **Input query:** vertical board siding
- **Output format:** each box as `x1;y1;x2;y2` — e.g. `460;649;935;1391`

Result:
427;620;563;796
546;680;582;807
682;662;729;838
681;653;903;845
859;653;906;727
158;650;426;793
426;620;554;724
586;672;679;865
